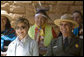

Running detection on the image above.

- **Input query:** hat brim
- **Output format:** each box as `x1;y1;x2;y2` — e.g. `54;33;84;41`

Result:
54;19;79;28
1;14;12;20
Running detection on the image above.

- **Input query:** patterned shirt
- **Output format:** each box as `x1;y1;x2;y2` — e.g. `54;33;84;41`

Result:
1;28;16;51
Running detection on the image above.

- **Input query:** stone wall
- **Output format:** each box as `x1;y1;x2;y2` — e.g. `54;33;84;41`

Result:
1;1;83;35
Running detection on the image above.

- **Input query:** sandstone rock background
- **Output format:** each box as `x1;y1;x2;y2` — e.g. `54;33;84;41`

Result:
1;1;83;35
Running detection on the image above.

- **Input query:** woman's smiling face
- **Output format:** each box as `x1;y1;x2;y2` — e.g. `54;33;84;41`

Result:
15;23;28;40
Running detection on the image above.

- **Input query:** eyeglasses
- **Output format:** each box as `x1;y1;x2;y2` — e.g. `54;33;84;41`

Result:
15;26;26;30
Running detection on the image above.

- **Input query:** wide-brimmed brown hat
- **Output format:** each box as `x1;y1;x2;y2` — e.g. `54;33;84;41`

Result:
1;10;12;20
54;14;79;28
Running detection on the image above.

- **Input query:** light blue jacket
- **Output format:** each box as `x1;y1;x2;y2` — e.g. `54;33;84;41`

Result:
7;35;39;56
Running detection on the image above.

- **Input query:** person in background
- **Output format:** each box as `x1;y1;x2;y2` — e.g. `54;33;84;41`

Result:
72;10;83;39
7;17;39;56
46;14;83;56
28;8;57;56
1;10;16;56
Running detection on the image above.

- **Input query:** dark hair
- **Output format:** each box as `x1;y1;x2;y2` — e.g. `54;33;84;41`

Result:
36;8;51;19
15;17;30;28
5;17;11;29
73;10;83;19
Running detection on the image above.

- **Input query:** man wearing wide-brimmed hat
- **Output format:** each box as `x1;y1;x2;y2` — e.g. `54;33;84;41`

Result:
46;14;83;56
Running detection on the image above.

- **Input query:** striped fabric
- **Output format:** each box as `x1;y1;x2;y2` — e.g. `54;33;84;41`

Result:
1;28;16;51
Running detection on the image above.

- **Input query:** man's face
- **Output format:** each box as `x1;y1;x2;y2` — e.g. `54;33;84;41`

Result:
35;13;46;27
59;21;73;35
73;12;82;24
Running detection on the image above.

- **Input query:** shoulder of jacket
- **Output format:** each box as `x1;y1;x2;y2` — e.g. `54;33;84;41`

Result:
27;37;37;48
27;36;35;43
52;36;62;43
29;38;36;44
